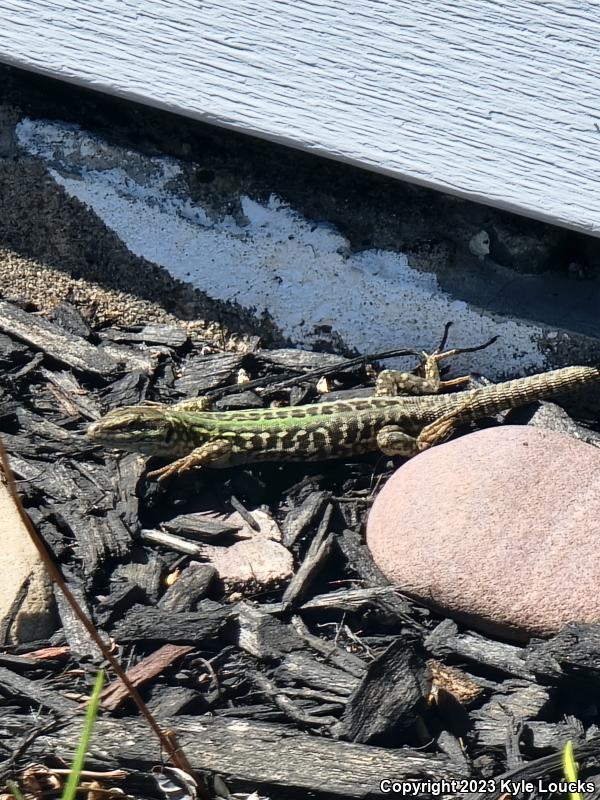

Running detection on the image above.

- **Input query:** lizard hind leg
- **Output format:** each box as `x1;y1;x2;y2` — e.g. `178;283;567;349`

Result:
375;348;471;398
426;330;499;391
422;347;473;391
376;425;421;456
415;392;481;451
375;330;498;398
377;392;479;457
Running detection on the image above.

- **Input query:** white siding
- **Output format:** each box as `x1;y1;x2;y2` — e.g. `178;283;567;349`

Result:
1;1;599;234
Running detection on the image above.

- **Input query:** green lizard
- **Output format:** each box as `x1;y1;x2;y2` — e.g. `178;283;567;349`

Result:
86;345;600;481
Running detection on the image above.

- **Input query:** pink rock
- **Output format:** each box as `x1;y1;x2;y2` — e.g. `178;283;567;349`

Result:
366;426;600;641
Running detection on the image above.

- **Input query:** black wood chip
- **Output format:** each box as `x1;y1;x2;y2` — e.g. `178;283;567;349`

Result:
337;635;430;744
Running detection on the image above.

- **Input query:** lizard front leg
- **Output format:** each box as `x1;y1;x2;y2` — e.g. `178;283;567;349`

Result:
147;439;233;482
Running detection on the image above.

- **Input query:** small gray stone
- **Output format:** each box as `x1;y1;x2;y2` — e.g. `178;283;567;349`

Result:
366;426;600;641
513;401;600;447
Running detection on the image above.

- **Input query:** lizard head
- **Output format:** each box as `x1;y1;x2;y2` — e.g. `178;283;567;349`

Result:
87;406;184;456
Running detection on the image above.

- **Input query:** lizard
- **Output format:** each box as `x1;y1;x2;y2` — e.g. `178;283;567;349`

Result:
86;344;600;482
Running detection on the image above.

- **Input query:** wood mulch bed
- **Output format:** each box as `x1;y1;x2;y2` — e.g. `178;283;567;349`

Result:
1;296;600;800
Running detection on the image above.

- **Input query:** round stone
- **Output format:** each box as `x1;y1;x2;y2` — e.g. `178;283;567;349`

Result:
366;425;600;640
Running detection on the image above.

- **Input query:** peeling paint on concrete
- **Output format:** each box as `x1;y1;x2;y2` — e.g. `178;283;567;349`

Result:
17;118;556;376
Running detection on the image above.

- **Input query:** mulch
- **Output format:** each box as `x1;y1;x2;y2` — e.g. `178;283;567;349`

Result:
1;295;600;800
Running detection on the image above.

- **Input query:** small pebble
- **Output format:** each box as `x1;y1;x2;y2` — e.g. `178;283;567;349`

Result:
366;426;600;640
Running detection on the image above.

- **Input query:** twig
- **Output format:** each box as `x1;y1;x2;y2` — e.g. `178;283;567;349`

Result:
208;330;499;400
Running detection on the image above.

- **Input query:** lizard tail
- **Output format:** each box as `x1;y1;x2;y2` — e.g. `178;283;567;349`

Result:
466;365;600;418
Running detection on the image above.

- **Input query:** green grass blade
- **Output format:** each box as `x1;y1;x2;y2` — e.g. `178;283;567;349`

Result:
61;670;105;800
6;780;27;800
563;740;583;800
